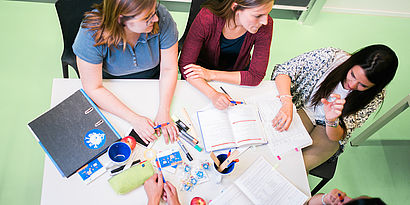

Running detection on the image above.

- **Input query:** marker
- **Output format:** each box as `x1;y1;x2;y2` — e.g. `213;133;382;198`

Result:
228;149;231;157
172;115;200;144
179;133;202;152
153;122;170;129
180;129;199;144
176;139;193;161
155;159;166;183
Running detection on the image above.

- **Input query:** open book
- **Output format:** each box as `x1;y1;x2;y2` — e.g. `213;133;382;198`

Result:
197;104;267;152
210;157;308;205
246;95;312;156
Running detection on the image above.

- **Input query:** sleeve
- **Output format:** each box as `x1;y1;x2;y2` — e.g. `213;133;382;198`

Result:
72;26;104;64
158;5;178;50
270;47;338;81
240;17;273;86
178;8;209;79
342;90;385;143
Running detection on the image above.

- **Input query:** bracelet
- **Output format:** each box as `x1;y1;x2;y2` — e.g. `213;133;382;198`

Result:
325;118;339;128
321;193;327;205
278;95;293;100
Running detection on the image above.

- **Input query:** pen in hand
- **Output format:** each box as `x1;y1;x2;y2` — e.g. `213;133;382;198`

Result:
153;122;170;129
220;87;243;105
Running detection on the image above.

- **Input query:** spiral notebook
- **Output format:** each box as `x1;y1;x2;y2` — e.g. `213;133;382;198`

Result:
28;89;121;178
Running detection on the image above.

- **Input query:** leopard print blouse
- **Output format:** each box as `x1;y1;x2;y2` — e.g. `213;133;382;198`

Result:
271;47;384;147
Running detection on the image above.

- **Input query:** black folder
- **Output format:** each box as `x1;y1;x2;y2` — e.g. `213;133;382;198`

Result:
28;89;121;178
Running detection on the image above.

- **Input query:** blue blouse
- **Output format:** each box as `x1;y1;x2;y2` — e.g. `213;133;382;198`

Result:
72;4;178;77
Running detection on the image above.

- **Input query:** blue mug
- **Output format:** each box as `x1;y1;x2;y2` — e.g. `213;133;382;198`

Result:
108;141;131;164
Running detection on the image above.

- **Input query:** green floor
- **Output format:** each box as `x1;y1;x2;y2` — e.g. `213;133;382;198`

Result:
1;0;409;204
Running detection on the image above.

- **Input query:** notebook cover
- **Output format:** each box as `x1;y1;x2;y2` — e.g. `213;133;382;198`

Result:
28;89;121;177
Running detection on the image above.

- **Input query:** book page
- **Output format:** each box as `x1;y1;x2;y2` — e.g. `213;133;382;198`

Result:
235;157;308;205
197;108;236;151
227;104;266;147
246;96;312;156
209;184;254;205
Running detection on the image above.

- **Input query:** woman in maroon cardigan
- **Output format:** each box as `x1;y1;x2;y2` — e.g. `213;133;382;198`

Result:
179;0;274;109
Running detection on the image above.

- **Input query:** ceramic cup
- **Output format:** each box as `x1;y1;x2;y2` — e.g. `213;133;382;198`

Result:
107;141;132;166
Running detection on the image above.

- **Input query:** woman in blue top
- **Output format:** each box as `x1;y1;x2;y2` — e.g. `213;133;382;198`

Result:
73;0;179;144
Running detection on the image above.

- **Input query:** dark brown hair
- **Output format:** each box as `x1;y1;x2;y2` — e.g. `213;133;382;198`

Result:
311;45;398;118
202;0;273;26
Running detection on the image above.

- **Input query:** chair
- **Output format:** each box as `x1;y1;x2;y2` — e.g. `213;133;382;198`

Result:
308;157;338;195
178;0;207;52
55;0;102;78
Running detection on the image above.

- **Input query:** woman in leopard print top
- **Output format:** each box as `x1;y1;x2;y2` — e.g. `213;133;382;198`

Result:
271;45;398;170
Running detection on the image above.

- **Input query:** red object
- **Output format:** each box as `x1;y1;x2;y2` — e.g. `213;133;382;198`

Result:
191;197;206;205
121;136;137;150
178;8;273;86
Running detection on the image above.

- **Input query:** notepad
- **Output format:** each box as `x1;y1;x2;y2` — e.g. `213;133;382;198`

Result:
210;157;308;205
196;104;267;152
246;96;312;156
28;89;121;178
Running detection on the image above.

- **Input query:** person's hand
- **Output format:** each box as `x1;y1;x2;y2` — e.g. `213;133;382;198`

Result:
324;189;350;205
210;91;232;110
183;64;214;81
144;173;164;205
131;115;157;144
162;181;181;205
154;112;178;144
272;97;293;132
322;94;346;122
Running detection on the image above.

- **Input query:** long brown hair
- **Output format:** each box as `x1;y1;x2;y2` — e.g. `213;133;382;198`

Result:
311;45;398;118
202;0;273;26
82;0;158;50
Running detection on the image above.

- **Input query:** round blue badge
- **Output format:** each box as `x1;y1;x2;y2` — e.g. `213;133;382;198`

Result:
84;129;106;149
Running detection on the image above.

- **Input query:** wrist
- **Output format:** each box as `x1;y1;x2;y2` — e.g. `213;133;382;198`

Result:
278;94;292;104
321;193;327;205
325;118;339;128
148;198;161;205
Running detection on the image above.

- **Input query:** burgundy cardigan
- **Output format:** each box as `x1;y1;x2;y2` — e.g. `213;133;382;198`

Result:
178;8;273;86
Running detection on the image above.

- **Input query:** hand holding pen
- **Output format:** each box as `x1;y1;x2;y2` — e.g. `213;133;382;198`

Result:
153;112;178;144
209;91;232;110
323;189;352;205
220;87;244;105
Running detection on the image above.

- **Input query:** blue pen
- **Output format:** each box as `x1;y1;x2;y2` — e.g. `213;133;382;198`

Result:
230;101;244;104
153;122;170;129
155;159;166;183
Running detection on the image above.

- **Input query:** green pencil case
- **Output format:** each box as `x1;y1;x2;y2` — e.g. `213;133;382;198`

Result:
108;161;154;195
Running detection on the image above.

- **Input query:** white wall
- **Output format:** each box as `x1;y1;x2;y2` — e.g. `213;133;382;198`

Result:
323;0;410;17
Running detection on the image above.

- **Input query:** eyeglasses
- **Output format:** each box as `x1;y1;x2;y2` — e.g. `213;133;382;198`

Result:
145;3;159;26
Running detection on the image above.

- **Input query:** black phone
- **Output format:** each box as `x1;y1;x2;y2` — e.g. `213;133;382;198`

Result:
128;129;150;148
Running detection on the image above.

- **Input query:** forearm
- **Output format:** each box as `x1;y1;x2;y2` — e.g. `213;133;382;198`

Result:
84;85;141;125
187;77;219;99
157;67;178;115
208;70;241;85
325;124;345;141
275;74;292;96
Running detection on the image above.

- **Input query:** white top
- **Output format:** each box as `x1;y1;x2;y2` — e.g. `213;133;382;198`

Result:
304;51;351;124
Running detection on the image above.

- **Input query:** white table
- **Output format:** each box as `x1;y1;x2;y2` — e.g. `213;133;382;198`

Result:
40;79;311;205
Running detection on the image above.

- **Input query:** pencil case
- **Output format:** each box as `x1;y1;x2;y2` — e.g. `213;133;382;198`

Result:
108;160;154;194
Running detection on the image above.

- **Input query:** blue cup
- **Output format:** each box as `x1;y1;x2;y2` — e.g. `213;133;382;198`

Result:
213;153;235;174
108;141;131;164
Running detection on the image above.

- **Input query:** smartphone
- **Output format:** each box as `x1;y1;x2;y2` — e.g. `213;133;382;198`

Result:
127;128;152;148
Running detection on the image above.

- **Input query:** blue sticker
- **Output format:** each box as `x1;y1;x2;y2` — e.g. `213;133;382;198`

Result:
84;129;106;149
